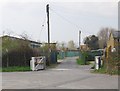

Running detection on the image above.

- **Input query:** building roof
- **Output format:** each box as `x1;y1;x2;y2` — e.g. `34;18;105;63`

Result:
45;43;57;44
1;35;42;44
112;31;120;39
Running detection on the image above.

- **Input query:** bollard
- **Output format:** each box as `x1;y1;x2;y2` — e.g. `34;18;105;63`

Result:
95;56;101;70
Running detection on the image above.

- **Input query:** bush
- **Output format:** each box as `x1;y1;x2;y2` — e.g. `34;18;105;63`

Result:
2;47;35;67
86;50;103;61
106;51;120;75
2;36;57;68
2;37;40;67
76;58;85;65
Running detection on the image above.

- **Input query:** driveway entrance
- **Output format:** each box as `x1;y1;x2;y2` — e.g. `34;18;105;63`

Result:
2;57;118;89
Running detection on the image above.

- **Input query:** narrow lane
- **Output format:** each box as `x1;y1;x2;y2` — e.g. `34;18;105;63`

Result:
51;57;92;71
2;57;118;89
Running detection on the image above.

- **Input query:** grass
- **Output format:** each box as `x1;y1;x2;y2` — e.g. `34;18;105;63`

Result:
1;63;58;72
2;66;31;72
92;66;120;75
0;67;2;72
76;58;91;65
57;55;64;60
57;55;61;60
93;67;107;74
76;58;85;65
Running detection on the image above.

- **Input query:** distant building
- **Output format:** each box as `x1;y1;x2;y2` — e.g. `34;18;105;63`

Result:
107;31;120;52
1;35;42;48
44;43;57;51
80;44;89;51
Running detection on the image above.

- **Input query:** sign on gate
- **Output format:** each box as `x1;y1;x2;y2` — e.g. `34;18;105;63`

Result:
30;56;46;71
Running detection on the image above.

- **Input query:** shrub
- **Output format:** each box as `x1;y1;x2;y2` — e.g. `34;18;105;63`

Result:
106;51;120;75
2;37;40;67
76;58;85;65
102;48;120;75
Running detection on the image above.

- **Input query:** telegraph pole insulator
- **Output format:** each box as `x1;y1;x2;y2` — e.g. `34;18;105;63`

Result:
46;4;49;13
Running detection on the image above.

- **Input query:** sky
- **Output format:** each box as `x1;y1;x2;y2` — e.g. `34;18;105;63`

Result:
0;0;118;46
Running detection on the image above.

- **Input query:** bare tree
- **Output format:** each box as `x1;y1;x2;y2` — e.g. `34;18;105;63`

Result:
20;32;31;41
97;27;116;49
2;29;14;36
56;42;66;51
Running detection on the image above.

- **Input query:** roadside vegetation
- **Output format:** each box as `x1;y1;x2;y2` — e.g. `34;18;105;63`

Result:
1;64;58;72
103;50;119;75
76;51;90;65
83;28;120;75
106;50;120;75
2;35;58;72
2;66;31;72
92;49;120;75
0;67;2;72
76;58;85;65
2;36;39;68
76;51;88;65
76;58;91;65
93;66;120;75
92;66;107;74
76;50;100;65
57;54;62;60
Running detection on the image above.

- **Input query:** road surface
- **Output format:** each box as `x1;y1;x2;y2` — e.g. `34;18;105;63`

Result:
2;57;118;89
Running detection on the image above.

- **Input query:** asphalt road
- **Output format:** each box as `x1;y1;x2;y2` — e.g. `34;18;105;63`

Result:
1;57;118;89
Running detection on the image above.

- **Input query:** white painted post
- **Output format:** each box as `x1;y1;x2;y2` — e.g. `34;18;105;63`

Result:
95;56;99;70
30;57;35;71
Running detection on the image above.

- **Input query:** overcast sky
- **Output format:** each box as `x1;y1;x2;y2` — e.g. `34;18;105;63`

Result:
0;0;118;46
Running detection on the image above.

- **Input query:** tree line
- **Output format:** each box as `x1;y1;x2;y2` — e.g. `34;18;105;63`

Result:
83;27;116;50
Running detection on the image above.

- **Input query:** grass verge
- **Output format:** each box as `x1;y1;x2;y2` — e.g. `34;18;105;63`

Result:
2;64;58;72
76;58;91;65
92;67;107;74
2;66;31;72
0;67;2;72
76;58;85;65
92;66;120;75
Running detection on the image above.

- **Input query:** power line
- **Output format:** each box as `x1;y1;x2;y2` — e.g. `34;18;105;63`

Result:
49;6;93;35
39;15;46;41
50;7;81;30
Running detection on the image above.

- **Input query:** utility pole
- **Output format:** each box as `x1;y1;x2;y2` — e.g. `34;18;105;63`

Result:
46;4;50;65
46;4;50;44
79;30;81;49
79;30;81;60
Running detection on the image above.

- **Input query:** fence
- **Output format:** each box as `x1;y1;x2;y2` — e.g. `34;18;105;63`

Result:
50;51;57;64
66;51;80;57
58;50;81;59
